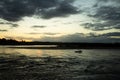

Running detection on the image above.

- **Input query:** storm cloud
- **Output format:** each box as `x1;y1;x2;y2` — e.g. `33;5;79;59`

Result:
83;0;120;31
100;32;120;37
91;6;120;21
0;0;79;22
82;22;113;31
40;0;79;19
34;33;120;43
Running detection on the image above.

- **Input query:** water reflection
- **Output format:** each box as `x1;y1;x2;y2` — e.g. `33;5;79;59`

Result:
0;46;120;60
0;46;120;80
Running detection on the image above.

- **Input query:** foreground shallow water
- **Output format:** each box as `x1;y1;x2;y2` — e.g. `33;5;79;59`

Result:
0;46;120;80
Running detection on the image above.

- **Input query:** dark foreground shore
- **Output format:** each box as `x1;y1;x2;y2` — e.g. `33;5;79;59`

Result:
0;53;120;80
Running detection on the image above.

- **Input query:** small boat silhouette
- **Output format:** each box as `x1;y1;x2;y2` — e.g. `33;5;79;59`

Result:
75;50;82;53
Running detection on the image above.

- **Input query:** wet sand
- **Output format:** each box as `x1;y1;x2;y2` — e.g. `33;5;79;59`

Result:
0;53;120;80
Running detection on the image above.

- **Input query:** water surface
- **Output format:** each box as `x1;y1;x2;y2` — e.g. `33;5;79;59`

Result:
0;45;120;80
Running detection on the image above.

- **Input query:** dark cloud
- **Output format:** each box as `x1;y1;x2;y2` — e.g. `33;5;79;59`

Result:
0;0;79;22
84;0;120;31
32;25;46;28
43;33;60;35
82;22;113;31
91;6;120;21
40;0;79;19
0;29;7;32
34;33;86;42
96;0;120;3
11;23;18;27
94;0;120;7
0;22;18;27
28;32;59;35
100;32;120;37
0;22;4;24
60;33;119;43
34;33;120;43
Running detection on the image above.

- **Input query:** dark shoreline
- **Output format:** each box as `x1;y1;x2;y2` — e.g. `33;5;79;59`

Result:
0;42;120;49
7;46;120;49
0;38;120;49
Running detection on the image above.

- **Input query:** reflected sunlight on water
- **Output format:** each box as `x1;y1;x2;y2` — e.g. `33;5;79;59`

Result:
0;45;120;60
0;45;120;80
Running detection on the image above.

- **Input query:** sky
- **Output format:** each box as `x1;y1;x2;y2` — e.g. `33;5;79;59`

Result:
0;0;120;43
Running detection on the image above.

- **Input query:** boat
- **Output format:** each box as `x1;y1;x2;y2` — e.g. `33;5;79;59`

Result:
75;50;82;53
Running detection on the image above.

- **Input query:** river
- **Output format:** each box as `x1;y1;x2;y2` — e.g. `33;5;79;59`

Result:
0;45;120;80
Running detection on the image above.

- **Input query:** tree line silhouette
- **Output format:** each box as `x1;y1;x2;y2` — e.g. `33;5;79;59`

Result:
0;38;17;44
0;38;120;49
0;38;25;45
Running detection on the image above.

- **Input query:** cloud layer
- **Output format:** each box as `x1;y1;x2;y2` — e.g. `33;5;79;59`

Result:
82;0;120;31
0;29;7;32
33;33;120;43
32;25;46;28
0;0;119;43
0;21;18;28
0;0;79;21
